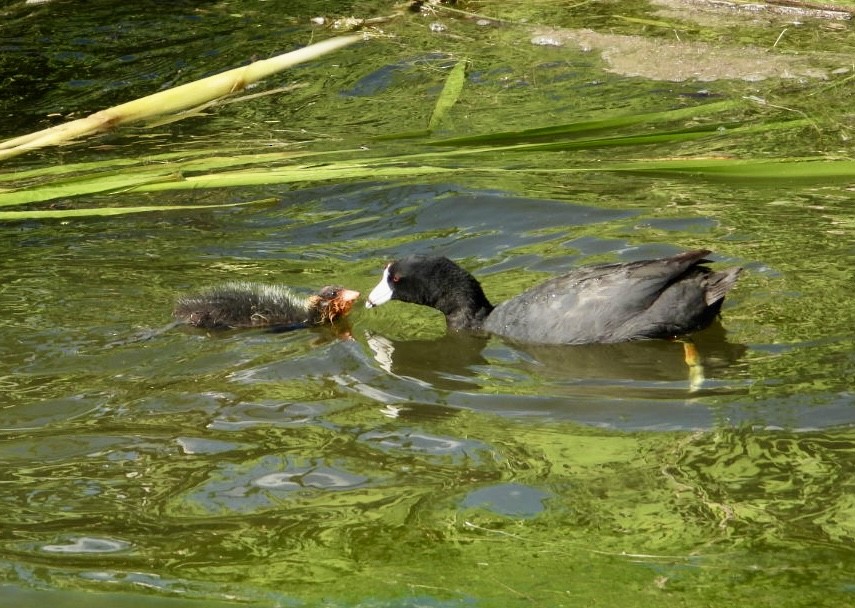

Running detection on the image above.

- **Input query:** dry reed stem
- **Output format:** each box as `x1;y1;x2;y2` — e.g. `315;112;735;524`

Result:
0;34;366;161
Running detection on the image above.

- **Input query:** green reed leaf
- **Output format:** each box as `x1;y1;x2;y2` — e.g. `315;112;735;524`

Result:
427;100;741;146
428;59;467;131
0;198;273;221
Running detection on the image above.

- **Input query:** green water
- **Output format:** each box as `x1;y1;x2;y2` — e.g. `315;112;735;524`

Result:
1;1;854;606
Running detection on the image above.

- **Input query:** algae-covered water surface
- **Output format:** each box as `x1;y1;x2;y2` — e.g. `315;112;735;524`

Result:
1;1;854;606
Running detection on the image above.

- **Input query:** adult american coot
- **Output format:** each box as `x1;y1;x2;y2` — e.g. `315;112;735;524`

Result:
175;282;360;330
365;250;741;345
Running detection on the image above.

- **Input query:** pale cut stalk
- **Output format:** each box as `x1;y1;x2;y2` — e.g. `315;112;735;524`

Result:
0;33;366;161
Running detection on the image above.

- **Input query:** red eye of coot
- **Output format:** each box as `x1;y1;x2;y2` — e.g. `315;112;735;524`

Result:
392;275;400;283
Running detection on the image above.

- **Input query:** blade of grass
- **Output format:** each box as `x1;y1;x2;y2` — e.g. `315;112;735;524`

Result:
0;147;364;184
0;198;274;221
428;59;467;131
0;148;262;183
128;164;462;192
532;157;855;180
479;128;721;152
0;170;184;206
0;150;376;206
484;118;811;152
426;100;741;146
619;158;855;179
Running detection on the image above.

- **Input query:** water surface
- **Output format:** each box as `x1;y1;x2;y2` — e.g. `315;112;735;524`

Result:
1;1;854;606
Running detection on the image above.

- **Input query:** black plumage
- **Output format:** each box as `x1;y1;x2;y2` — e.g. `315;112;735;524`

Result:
366;250;741;345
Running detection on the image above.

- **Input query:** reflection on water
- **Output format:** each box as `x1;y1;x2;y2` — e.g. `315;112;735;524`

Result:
366;331;491;391
461;482;551;518
41;538;131;555
359;322;755;430
365;322;747;394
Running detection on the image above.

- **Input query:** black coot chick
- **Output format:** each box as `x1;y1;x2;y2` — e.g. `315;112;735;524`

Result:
365;250;741;345
175;282;360;330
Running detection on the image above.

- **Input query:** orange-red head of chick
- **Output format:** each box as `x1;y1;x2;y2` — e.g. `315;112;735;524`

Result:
308;286;361;324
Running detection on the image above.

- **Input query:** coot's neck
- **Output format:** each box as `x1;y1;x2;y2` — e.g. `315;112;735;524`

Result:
428;262;495;331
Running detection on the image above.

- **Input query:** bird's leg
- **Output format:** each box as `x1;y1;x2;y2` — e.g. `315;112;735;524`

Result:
680;339;705;392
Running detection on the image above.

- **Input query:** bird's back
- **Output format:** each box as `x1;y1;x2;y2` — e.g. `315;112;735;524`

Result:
174;282;310;329
484;251;741;344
